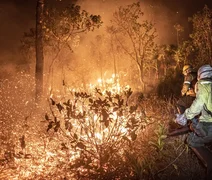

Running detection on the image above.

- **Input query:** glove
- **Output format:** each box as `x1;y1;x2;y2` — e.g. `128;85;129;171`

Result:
181;90;186;96
186;89;196;97
175;113;187;126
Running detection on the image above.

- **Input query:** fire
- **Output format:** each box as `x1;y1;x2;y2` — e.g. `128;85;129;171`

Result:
1;72;148;179
92;74;127;95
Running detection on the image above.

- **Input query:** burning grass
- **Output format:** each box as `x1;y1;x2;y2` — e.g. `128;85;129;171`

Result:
0;73;206;180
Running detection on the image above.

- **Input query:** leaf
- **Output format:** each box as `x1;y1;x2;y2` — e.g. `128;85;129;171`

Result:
56;103;64;113
47;121;54;132
67;107;71;118
130;131;137;141
45;113;50;121
74;92;79;97
14;153;22;159
129;105;138;113
54;117;57;122
122;136;131;143
117;110;123;116
61;143;69;150
50;98;55;105
89;98;93;103
106;90;111;97
126;122;132;128
76;142;86;149
102;109;109;122
105;120;109;127
74;133;78;140
63;99;70;106
95;88;103;96
19;135;25;149
129;117;138;125
54;121;60;132
65;121;73;131
114;94;120;99
172;164;178;170
125;88;133;98
24;154;32;159
118;99;124;107
76;112;84;119
113;107;119;112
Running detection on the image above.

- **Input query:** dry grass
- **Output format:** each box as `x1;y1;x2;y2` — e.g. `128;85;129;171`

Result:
0;73;207;180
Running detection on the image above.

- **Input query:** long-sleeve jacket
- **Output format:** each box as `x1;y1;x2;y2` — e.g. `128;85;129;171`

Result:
185;79;212;122
181;72;197;96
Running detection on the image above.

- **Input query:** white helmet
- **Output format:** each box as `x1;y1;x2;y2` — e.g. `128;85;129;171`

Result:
198;64;212;80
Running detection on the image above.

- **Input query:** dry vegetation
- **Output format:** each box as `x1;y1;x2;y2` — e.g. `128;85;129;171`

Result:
0;72;206;180
1;1;212;179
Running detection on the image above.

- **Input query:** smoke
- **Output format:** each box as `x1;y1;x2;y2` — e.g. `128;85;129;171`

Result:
0;0;211;73
72;0;196;52
77;0;212;44
0;0;36;67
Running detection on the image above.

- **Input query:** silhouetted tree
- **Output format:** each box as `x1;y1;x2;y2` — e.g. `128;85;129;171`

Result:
35;0;45;101
174;23;184;47
109;2;157;92
43;4;102;89
22;3;102;95
189;5;212;64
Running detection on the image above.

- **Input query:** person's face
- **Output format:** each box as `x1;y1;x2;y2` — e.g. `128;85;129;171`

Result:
183;70;188;76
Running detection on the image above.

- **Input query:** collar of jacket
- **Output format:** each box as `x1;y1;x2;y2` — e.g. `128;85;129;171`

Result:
198;78;212;84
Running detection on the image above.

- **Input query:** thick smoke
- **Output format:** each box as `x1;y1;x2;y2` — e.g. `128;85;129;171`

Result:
0;0;36;77
76;0;199;44
0;0;211;74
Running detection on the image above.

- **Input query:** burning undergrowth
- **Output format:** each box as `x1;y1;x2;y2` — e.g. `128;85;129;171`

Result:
0;72;158;179
0;73;205;180
39;87;157;179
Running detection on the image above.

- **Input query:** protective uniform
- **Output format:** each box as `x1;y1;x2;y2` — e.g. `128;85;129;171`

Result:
181;66;197;97
184;65;212;147
176;65;197;114
175;65;212;180
175;65;212;147
174;65;212;179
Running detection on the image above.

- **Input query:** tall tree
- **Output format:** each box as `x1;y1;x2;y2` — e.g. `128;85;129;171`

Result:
109;2;157;92
174;23;184;47
189;5;212;64
22;3;102;95
43;4;102;90
35;0;44;101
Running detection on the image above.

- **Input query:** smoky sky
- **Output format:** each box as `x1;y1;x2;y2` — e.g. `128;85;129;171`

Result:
0;0;212;65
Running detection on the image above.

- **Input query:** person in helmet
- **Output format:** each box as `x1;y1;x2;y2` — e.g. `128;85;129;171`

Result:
176;64;197;114
168;65;197;135
176;64;212;145
175;65;212;178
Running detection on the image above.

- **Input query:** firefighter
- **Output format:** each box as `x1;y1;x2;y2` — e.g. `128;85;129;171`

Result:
168;65;197;134
176;64;197;114
175;64;212;179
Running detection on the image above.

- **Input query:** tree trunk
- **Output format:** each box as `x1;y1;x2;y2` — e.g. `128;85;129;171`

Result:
111;36;117;86
137;62;145;92
35;0;44;102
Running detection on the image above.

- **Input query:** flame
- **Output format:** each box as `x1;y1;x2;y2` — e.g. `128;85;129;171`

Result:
2;73;139;179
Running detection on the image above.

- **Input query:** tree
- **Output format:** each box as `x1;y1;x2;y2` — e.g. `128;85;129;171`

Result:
22;3;102;96
174;23;184;47
109;2;157;92
35;0;45;101
43;4;102;80
189;5;212;64
154;44;177;78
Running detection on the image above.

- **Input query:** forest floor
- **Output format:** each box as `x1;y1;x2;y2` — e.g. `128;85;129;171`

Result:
0;73;210;180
